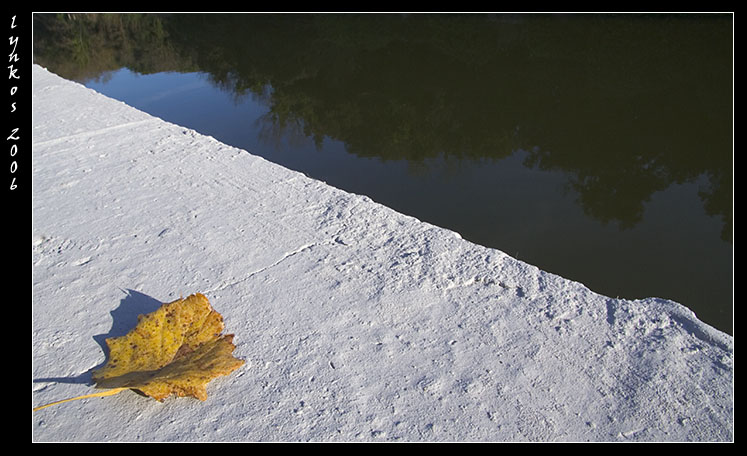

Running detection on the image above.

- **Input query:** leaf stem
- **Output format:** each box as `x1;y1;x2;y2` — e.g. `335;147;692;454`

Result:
33;387;129;412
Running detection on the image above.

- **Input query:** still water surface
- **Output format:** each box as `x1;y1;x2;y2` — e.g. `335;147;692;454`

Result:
33;13;733;334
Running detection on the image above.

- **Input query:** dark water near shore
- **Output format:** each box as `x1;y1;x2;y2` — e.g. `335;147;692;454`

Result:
32;13;733;335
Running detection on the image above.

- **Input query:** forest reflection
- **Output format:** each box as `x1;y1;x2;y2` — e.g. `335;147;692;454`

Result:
32;13;733;334
33;13;732;242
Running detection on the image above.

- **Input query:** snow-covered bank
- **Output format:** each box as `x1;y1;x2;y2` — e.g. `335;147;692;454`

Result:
31;64;733;442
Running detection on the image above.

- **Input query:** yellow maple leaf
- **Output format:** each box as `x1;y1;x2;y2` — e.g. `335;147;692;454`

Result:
34;293;244;411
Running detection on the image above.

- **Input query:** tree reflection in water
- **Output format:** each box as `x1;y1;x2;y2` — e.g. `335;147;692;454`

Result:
33;13;733;334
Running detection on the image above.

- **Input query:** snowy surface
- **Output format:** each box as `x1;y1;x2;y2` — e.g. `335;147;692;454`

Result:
31;65;733;442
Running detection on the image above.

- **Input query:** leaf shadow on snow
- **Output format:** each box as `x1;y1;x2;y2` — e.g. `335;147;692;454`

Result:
33;289;163;387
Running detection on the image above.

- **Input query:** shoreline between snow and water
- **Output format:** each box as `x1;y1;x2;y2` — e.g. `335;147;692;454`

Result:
31;65;733;442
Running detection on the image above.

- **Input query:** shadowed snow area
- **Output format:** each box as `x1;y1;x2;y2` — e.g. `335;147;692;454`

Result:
31;65;733;442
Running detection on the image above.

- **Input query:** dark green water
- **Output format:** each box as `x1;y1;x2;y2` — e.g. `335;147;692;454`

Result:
32;13;733;334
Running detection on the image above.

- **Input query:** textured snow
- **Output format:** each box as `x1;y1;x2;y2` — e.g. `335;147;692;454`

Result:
31;65;733;442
